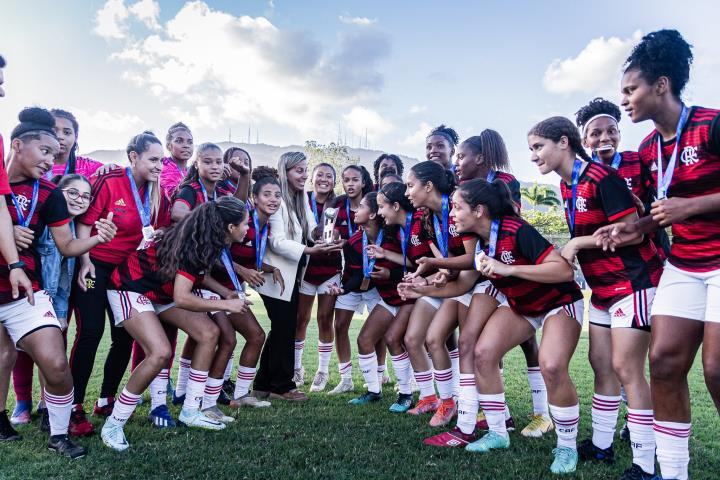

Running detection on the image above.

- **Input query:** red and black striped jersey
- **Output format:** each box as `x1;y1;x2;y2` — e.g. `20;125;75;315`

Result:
560;162;663;309
174;181;226;211
332;195;357;240
480;216;582;317
406;209;433;263
423;208;471;257
340;230;365;292
0;179;71;304
373;230;411;306
0;135;11;194
494;171;522;211
638;106;720;272
109;243;204;305
304;192;341;286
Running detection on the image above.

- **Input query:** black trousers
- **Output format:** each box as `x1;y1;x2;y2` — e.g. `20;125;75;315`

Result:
254;277;300;394
68;258;133;404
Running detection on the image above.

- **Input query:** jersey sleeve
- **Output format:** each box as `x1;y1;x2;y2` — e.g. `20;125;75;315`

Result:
516;223;554;264
41;187;72;227
0;135;11;195
709;112;720;155
507;178;522;207
79;176;109;225
175;185;197;210
597;172;636;222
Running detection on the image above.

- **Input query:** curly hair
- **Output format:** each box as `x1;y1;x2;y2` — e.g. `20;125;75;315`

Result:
624;29;693;97
427;124;460;146
528;116;591;162
575;97;622;132
157;197;247;281
372;154;404;185
251;166;279;182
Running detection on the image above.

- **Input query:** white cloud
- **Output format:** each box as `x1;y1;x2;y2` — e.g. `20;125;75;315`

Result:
94;0;129;39
399;122;431;147
543;31;642;95
342;107;393;138
129;0;161;30
71;108;144;152
408;105;427;114
339;15;377;26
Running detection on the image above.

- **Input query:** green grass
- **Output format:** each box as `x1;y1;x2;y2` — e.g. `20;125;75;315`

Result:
0;292;718;479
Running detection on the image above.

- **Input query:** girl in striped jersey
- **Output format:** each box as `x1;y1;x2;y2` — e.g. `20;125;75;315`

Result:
530;116;662;479
454;179;584;475
595;29;720;480
100;198;250;451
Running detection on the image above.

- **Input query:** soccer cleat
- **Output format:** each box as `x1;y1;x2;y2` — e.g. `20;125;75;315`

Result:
148;405;177;429
178;408;226;430
424;426;477;448
101;421;130;452
171;392;186;406
39;407;50;433
201;406;235;424
69;408;94;437
407;395;440;416
620;420;631;443
577;438;615;464
217;389;231;406
389;393;414;413
230;393;271;409
348;391;382;405
0;410;22;442
293;366;305;387
550;446;578;474
465;431;510;453
48;434;87;459
476;412;516;432
327;378;354;396
309;371;330;392
429;398;457;427
10;407;30;425
93;397;115;417
521;414;554;438
620;464;657;480
218;380;235;406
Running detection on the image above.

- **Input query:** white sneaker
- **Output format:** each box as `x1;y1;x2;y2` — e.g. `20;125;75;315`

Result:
201;405;235;423
178;408;226;430
293;366;305;387
327;378;354;395
101;420;130;452
309;371;329;392
230;393;271;408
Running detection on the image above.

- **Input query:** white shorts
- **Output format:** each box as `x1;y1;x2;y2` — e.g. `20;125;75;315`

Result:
419;296;443;310
588;288;655;329
501;298;584;331
335;288;381;314
300;274;341;296
651;262;720;322
107;290;174;327
451;280;507;307
193;288;223;315
0;291;60;346
374;298;399;317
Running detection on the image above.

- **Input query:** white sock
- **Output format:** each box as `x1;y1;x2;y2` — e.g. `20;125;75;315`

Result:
527;367;549;417
150;369;169;410
627;409;655;474
338;361;352;380
550;403;580;449
44;388;73;436
96;397;110;408
478;392;508;438
109;388;140;428
457;374;479;435
434;368;454;400
449;348;460;397
202;376;224;409
377;363;387;385
183;368;208;411
234;365;256;398
390;352;411;395
590;393;620;449
359;352;380;394
317;342;333;374
504;404;511;421
175;357;192;397
223;354;234;381
414;370;435;398
294;340;305;370
654;420;690;480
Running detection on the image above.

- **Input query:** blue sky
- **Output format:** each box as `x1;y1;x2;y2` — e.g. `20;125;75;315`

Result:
3;0;719;182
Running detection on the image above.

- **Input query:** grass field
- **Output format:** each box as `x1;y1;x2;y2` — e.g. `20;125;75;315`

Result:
0;293;718;479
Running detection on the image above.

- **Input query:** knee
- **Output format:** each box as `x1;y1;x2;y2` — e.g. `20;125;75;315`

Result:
403;332;422;351
317;311;333;329
458;335;476;360
197;322;220;346
649;347;686;383
43;356;72;387
357;334;375;353
148;343;172;369
702;356;720;387
539;356;567;385
247;329;266;349
0;347;17;368
383;332;402;353
612;356;642;385
425;333;444;354
473;345;497;373
220;331;237;351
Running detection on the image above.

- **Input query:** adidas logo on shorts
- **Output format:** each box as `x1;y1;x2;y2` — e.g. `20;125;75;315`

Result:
43;311;56;318
613;308;625;318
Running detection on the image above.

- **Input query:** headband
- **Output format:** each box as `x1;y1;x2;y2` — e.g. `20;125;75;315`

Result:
581;114;619;137
427;131;456;146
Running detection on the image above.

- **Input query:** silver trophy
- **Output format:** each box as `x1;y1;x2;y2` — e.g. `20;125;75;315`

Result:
322;207;339;243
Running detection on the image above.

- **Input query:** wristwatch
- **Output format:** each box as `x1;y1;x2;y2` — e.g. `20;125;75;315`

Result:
7;261;26;272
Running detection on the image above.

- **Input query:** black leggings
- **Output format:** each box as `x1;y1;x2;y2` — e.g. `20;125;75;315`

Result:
68;258;133;404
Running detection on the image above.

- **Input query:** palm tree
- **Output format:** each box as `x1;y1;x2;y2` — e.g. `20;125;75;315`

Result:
521;182;561;210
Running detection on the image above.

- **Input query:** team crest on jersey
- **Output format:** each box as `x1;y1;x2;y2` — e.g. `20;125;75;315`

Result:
448;224;458;236
14;194;29;212
575;197;587;213
624;178;633;190
410;234;421;247
500;250;515;264
680;145;698;165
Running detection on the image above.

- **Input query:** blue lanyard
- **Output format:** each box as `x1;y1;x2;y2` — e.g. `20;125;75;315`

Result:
310;192;319;224
224;179;237;194
592;151;622;170
44;161;71;181
253;210;268;271
198;180;216;203
399;212;412;273
126;168;151;227
657;104;690;199
345;198;354;236
221;247;241;292
566;159;583;234
433;194;450;257
10;180;40;228
474;218;500;268
486;170;496;182
363;229;384;278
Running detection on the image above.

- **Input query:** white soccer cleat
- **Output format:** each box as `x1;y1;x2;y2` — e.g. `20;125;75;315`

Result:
229;393;271;409
178;408;226;430
201;406;235;424
309;371;329;392
327;378;354;395
101;420;130;452
293;366;305;387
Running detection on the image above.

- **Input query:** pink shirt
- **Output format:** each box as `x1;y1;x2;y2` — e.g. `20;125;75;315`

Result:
47;156;103;179
160;156;187;200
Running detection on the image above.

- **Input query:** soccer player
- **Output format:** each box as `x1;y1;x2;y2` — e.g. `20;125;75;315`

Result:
372;153;404;190
159;122;193;200
426;125;459;170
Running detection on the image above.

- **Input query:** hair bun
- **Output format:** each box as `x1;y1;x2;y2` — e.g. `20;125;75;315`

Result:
142;130;156;136
18;107;54;127
252;165;279;182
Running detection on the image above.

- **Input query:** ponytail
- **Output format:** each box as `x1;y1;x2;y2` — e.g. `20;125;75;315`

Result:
458;179;518;219
379;182;414;213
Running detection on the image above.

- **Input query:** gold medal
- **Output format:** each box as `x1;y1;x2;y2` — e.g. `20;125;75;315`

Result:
360;277;370;291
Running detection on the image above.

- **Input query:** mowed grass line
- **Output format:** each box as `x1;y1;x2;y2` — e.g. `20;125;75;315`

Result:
0;293;718;480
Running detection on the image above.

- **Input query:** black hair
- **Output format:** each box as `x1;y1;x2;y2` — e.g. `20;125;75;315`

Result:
342;165;373;196
575;97;622;131
624;29;693;97
410;160;456;195
126;130;162;161
251;166;279;183
11;107;58;142
51;109;81;175
224;146;253;175
427;124;460;146
373;154;404;184
176;142;221;193
364;191;379;214
458;179;518;219
527;117;591;162
166;122;193;146
461;130;510;172
379;172;403;187
252;170;281;196
379;182;414;212
0;55;5;68
56;174;91;190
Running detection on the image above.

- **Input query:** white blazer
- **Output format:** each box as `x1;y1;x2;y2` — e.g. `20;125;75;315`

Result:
255;197;317;301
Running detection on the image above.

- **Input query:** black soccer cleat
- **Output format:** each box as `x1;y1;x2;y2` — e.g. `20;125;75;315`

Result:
577;438;615;464
48;434;87;459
